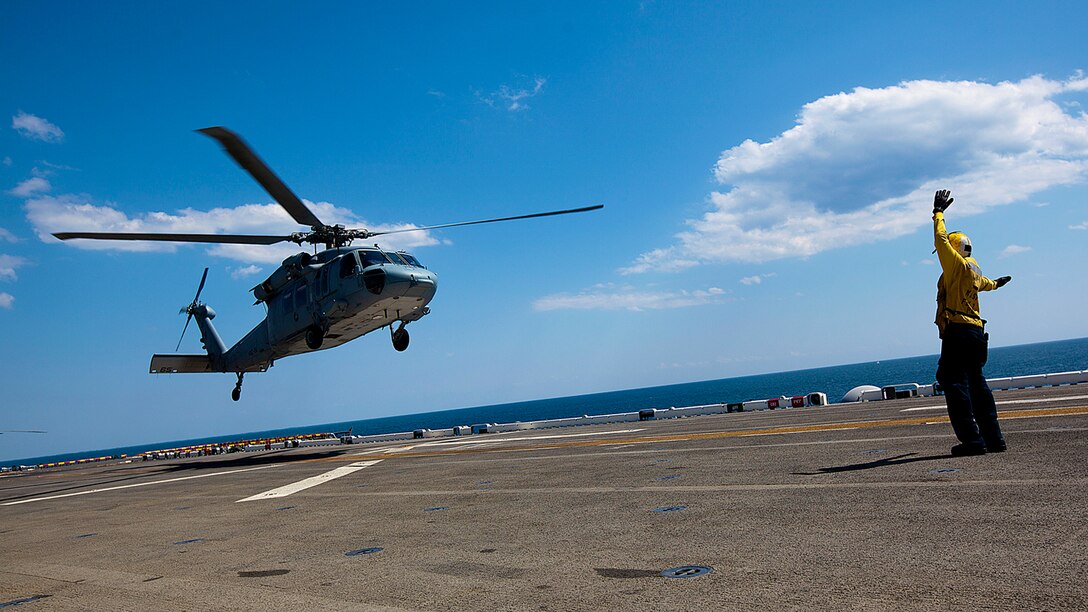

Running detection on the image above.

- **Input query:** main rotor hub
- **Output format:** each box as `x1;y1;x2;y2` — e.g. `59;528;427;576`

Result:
290;224;373;248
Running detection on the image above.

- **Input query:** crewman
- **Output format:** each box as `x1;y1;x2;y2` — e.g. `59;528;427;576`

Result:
932;189;1012;456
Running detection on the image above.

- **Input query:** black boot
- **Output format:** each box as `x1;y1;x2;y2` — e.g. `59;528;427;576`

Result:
951;443;987;457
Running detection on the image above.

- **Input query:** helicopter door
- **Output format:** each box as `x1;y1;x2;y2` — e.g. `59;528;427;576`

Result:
271;281;309;341
317;263;331;297
337;252;360;291
293;283;309;321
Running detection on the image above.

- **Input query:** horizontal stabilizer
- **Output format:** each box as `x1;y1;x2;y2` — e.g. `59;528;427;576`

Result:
150;354;214;374
150;354;270;374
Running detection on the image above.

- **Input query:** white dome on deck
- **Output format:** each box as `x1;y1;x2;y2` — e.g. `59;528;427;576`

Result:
841;385;880;403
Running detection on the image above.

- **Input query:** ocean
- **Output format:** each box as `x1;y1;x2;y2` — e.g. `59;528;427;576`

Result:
8;336;1086;467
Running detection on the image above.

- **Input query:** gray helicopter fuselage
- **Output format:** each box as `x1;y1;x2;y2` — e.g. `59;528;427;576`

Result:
208;246;436;372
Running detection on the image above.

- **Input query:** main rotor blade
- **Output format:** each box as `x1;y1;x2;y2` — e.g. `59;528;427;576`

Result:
367;204;604;237
53;232;291;245
197;127;324;228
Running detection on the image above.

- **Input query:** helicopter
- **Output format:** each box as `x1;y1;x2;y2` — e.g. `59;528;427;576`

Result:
54;127;602;401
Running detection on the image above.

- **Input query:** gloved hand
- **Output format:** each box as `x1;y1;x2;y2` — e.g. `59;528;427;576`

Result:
995;276;1012;288
933;189;954;214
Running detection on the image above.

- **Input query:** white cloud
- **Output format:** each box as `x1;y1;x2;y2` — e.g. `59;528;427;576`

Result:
1000;244;1032;258
920;258;936;265
25;195;440;264
739;272;776;285
12;111;64;143
0;254;28;281
0;227;16;242
625;74;1088;273
478;76;547;111
2;157;11;167
8;176;51;197
0;252;27;310
39;161;79;172
1070;221;1088;230
533;283;727;312
230;264;262;279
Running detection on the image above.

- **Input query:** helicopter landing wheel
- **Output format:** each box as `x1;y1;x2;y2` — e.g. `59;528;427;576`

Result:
392;327;410;352
305;325;324;350
232;372;244;402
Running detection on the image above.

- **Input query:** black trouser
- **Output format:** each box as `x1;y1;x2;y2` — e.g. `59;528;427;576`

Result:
936;323;1004;448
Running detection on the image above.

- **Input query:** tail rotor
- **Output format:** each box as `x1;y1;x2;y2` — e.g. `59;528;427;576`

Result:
176;267;209;351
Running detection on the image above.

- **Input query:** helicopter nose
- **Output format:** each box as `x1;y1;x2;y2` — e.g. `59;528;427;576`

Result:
383;266;437;301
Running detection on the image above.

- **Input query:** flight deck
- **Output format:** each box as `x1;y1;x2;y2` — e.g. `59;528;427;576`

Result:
2;385;1086;610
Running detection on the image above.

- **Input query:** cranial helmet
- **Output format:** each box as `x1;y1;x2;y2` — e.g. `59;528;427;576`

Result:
948;232;972;258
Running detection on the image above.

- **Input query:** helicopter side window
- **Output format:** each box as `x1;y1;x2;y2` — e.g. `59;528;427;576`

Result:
281;290;293;313
360;250;390;268
339;253;358;279
294;284;307;311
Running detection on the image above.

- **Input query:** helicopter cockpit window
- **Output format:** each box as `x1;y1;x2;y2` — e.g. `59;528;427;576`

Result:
400;253;425;268
359;250;391;268
386;252;408;265
339;254;358;279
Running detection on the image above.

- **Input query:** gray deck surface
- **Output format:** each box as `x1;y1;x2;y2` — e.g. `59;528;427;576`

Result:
2;385;1086;610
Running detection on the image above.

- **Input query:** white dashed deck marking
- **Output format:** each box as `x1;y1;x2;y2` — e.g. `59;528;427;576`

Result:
4;465;277;506
236;460;382;502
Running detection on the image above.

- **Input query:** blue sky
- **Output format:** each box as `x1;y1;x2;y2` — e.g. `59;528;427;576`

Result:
2;1;1086;461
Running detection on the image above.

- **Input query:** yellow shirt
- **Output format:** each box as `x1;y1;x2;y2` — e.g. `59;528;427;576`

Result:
934;211;997;335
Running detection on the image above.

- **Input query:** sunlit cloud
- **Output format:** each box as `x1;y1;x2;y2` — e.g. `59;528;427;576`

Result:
1000;244;1032;258
0;227;17;242
534;283;727;312
0;252;28;310
739;272;776;285
230;264;262;279
477;76;547;111
1070;221;1088;230
7;176;51;197
24;195;441;264
12;111;64;143
0;254;28;281
624;74;1088;273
